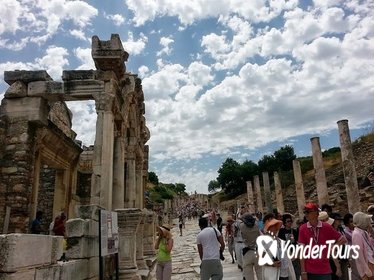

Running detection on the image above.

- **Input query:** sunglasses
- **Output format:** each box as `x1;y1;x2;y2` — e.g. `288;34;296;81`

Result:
303;210;317;214
286;220;292;223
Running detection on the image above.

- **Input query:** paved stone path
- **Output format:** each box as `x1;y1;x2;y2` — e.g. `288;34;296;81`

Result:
150;218;244;280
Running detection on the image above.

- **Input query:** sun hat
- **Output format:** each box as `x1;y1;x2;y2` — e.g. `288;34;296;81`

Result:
353;212;372;229
367;205;374;213
318;211;334;225
304;203;320;212
264;218;282;233
240;213;256;227
157;224;172;237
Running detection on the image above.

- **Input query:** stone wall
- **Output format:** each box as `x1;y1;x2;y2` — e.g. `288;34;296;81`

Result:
76;172;91;204
37;167;56;232
0;117;36;233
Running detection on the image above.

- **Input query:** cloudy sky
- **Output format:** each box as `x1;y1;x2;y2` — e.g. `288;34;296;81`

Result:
0;0;373;194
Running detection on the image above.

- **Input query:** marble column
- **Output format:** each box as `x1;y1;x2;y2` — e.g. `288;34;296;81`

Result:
117;208;142;280
337;120;361;213
310;137;329;205
293;160;306;220
254;175;264;213
135;162;143;209
263;172;272;214
92;93;114;210
113;131;125;210
124;147;136;208
274;172;285;214
246;181;255;214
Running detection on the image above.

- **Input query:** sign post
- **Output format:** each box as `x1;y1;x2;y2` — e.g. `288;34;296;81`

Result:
99;210;119;280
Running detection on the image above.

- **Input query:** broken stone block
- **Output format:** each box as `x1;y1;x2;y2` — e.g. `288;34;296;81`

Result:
4;81;27;98
66;219;98;238
0;234;52;272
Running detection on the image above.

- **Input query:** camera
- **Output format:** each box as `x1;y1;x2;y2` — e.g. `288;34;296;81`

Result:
219;250;225;261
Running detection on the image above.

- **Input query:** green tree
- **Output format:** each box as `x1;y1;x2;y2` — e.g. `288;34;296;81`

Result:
174;183;187;195
258;154;277;174
208;180;220;193
274;145;296;171
148;171;159;185
217;158;244;197
322;147;341;157
240;160;259;181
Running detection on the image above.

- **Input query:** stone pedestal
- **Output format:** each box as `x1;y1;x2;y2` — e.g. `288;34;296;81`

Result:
116;208;142;280
274;172;285;214
311;137;329;205
254;175;263;213
337;120;361;213
143;210;156;257
293;160;306;220
136;210;147;271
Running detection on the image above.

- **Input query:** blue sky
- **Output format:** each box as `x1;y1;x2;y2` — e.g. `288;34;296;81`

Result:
0;0;373;194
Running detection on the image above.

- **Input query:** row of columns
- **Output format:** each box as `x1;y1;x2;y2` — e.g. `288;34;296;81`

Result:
246;119;361;219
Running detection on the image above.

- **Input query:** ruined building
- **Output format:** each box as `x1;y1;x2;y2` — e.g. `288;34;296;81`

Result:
0;34;155;280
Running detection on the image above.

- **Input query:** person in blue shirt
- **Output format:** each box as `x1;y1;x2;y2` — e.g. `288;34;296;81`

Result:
31;210;43;234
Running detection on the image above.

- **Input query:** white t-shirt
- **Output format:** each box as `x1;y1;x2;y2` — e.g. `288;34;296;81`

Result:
196;227;221;260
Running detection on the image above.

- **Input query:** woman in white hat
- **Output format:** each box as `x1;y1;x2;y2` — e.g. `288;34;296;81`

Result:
262;218;296;280
352;212;374;280
155;224;174;280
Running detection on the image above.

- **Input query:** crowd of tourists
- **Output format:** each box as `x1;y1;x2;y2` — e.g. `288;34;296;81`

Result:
155;201;374;280
197;203;374;280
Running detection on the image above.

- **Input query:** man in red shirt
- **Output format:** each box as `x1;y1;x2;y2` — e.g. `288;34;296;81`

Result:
298;203;347;280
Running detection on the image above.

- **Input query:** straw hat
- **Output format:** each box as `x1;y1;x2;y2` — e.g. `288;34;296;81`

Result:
318;211;334;225
157;224;172;237
264;218;282;233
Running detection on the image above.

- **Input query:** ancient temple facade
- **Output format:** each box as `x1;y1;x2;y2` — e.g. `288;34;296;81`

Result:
0;34;155;280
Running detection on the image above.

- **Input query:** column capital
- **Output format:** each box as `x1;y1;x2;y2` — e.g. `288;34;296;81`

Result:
93;93;114;112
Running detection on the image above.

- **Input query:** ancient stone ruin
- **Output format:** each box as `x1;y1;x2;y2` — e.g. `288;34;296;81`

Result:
0;34;155;280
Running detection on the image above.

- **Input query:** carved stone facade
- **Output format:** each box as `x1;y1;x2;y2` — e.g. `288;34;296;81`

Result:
0;34;154;279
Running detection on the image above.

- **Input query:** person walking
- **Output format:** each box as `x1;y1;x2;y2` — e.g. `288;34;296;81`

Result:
298;203;347;280
239;213;262;280
352;212;374;280
278;213;300;280
178;214;184;236
155;224;174;280
196;217;225;280
216;213;223;234
225;216;236;263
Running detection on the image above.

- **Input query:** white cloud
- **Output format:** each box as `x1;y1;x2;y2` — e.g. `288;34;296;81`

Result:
69;29;88;41
125;0;297;26
104;13;125;26
0;0;98;50
74;47;95;70
138;65;149;78
0;0;22;34
122;32;148;56
34;46;69;80
187;62;214;86
157;36;174;56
